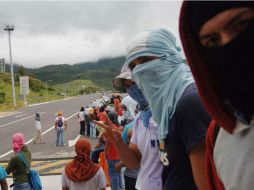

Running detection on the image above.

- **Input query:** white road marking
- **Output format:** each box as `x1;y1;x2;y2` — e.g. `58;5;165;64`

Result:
28;97;76;107
0;112;46;128
15;114;26;118
68;135;81;147
0;111;21;118
0;112;78;159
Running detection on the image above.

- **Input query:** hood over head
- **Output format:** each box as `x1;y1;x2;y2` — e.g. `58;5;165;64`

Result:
65;139;99;182
180;1;254;133
12;133;25;153
121;95;137;119
126;28;194;139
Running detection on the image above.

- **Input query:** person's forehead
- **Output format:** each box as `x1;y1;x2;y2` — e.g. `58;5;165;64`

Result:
200;7;253;36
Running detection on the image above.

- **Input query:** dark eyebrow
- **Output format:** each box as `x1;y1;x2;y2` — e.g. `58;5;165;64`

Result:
200;33;217;40
225;9;253;28
200;9;253;40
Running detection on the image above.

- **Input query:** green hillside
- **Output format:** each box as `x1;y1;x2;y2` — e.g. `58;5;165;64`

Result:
1;56;125;110
0;73;57;111
53;80;101;96
26;56;125;89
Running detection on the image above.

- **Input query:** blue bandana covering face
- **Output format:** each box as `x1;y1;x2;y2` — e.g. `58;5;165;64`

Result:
127;84;151;128
127;84;148;111
127;28;194;139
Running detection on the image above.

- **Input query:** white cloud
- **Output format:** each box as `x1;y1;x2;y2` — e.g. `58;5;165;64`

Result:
0;1;182;68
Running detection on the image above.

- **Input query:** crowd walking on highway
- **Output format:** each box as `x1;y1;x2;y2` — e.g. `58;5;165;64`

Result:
1;1;254;190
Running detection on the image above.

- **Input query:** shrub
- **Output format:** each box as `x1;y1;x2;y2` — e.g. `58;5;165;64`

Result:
0;91;6;103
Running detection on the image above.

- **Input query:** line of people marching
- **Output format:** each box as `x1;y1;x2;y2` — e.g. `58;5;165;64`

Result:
1;1;254;190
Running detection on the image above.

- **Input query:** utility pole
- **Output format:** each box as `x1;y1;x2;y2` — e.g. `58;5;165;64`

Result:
46;80;52;101
4;25;16;106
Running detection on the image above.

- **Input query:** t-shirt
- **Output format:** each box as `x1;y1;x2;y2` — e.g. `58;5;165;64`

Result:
62;167;107;190
55;116;66;127
213;119;254;190
0;166;7;180
122;121;134;145
78;111;85;122
131;113;163;190
161;84;210;190
35;120;42;130
107;124;120;161
121;121;139;179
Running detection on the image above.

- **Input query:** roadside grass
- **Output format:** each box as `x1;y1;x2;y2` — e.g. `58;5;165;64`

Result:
0;73;102;112
53;79;101;96
0;73;63;111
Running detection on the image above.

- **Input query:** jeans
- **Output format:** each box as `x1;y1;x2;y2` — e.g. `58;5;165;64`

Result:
80;120;86;135
90;122;96;138
13;182;32;190
55;127;64;146
107;160;121;190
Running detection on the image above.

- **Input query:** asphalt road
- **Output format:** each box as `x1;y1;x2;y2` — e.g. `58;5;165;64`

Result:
0;93;102;161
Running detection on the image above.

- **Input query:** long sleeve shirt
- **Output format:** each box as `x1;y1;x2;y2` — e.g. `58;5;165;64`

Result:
5;146;31;184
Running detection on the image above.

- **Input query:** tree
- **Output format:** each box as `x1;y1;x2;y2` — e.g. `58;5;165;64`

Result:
18;65;25;76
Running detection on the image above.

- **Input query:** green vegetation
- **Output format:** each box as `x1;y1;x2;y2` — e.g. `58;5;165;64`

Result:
0;72;101;111
53;80;101;96
1;56;124;111
26;56;125;89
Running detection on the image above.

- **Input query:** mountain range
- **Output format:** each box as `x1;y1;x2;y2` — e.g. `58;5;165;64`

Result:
5;56;125;89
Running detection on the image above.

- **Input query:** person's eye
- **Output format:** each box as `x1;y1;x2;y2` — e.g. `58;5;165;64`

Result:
140;57;151;64
140;57;155;64
204;36;220;47
129;62;136;71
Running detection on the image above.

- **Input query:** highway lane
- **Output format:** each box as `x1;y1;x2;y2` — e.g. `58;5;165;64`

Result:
0;93;102;161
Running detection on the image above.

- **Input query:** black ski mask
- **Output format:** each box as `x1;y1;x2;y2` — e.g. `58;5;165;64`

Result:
190;2;254;124
203;19;254;124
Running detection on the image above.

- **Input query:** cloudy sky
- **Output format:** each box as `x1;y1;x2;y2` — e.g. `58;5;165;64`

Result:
0;1;182;68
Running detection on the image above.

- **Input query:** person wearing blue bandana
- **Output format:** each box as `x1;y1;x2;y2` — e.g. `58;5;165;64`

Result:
94;63;163;190
126;28;211;190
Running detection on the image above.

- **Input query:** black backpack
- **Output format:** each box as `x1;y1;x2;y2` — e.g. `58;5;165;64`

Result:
57;117;63;127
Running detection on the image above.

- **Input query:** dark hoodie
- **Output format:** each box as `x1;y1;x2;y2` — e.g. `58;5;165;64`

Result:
180;2;254;190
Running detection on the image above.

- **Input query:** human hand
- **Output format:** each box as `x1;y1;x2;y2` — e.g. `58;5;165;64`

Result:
93;120;122;144
115;162;123;173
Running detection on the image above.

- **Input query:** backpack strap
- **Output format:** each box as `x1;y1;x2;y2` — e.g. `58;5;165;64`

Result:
17;153;29;170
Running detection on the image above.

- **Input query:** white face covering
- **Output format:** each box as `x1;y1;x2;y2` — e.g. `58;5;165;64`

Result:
128;28;194;139
132;56;193;139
